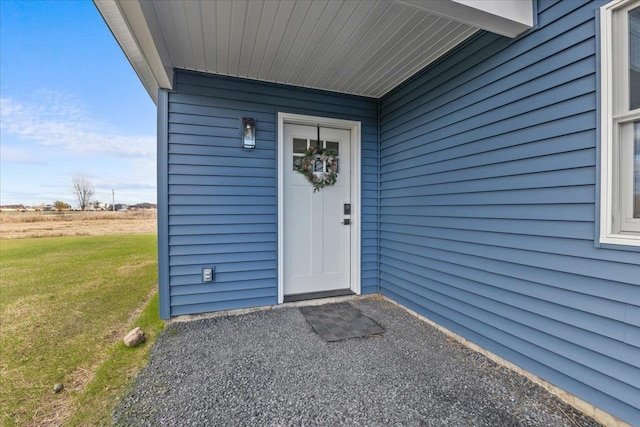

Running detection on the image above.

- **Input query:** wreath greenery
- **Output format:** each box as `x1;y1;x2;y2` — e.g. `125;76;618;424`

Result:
295;146;338;192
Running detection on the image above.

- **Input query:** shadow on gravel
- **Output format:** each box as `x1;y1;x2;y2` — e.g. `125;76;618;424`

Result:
114;298;602;427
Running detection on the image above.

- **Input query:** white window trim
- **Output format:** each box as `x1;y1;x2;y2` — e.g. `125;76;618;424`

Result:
599;0;640;246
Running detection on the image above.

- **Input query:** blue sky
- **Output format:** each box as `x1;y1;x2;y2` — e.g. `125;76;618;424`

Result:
1;0;156;207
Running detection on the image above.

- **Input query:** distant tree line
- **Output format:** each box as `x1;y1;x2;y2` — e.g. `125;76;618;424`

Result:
1;176;157;211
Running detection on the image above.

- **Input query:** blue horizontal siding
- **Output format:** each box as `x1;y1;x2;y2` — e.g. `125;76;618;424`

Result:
169;206;277;216
164;70;378;317
168;224;275;236
170;296;277;317
169;233;277;246
171;263;276;281
170;279;276;298
384;216;594;239
381;203;596;221
379;1;639;424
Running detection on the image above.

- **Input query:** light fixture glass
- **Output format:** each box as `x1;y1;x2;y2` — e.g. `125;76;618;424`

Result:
242;117;256;149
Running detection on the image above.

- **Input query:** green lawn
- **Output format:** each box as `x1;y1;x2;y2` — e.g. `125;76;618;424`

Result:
0;234;161;426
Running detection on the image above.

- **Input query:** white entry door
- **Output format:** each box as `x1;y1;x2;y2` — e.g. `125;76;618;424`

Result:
283;124;351;296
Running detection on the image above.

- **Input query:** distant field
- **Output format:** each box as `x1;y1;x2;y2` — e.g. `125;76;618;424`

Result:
0;210;157;239
0;234;160;426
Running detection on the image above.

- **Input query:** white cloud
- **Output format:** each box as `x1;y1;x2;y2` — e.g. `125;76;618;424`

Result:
0;146;44;164
0;94;155;159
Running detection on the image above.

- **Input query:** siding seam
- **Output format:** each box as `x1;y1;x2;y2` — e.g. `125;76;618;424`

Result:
377;97;382;294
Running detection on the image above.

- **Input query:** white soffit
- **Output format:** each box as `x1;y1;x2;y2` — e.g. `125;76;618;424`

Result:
400;0;534;38
95;0;533;103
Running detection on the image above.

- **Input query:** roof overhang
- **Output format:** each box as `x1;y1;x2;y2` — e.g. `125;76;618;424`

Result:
94;0;533;104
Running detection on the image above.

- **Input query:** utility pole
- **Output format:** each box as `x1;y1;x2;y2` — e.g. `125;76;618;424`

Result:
112;189;115;211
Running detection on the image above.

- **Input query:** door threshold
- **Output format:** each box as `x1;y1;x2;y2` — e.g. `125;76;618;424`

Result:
283;289;355;303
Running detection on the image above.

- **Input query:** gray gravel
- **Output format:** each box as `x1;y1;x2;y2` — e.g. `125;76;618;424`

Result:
114;298;601;427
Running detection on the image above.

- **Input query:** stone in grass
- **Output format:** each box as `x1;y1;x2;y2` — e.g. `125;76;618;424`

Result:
53;383;63;393
123;327;146;347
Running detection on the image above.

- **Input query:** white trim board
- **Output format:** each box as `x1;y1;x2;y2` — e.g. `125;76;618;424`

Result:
598;0;640;247
277;112;362;304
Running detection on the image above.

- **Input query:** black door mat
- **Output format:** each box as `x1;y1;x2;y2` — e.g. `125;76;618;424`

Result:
299;302;385;342
284;289;355;303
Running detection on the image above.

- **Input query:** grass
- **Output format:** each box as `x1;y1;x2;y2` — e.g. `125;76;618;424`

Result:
0;234;161;426
65;293;163;426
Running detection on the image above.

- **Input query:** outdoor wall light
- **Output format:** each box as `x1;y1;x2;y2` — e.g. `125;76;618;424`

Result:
241;117;256;149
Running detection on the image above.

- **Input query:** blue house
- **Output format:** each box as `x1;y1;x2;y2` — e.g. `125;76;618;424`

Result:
96;0;639;424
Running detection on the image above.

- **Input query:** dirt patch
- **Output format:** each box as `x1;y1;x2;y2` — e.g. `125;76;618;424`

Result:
0;211;157;239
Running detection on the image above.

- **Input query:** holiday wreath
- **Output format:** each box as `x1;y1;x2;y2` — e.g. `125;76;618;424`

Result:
295;145;338;192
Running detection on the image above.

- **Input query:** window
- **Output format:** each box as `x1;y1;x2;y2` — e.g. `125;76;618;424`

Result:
600;0;640;246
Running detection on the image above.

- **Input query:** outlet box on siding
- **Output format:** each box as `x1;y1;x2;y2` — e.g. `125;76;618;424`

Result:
202;267;215;283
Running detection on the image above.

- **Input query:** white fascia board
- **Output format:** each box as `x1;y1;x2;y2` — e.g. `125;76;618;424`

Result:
94;0;172;104
397;0;534;38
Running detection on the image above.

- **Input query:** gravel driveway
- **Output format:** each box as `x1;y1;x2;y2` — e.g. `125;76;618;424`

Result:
114;297;601;426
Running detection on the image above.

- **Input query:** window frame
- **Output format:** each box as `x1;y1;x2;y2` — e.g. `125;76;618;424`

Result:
599;0;640;246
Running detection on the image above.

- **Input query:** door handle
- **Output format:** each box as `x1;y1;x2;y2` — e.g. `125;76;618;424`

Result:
342;219;351;225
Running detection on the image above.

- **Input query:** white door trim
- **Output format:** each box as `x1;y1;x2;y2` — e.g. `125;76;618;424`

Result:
277;112;361;304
